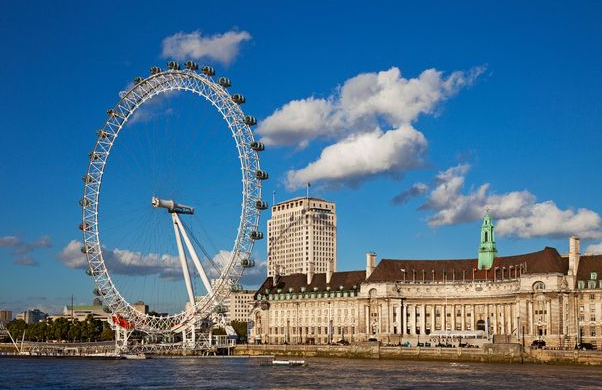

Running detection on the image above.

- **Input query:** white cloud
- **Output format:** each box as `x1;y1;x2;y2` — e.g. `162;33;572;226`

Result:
257;66;483;188
161;30;251;65
0;234;51;267
391;182;429;205
257;66;484;149
257;98;343;148
58;240;182;279
286;126;427;190
419;164;602;239
58;241;266;284
586;242;602;254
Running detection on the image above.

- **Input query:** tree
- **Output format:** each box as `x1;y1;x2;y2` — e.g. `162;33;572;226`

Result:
231;321;248;337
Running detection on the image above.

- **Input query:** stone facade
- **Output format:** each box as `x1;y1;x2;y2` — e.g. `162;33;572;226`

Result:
251;223;602;349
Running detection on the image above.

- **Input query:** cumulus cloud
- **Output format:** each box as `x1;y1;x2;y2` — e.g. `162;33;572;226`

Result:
0;234;51;267
418;164;602;239
391;182;429;205
286;126;427;189
58;240;266;284
258;66;484;149
58;240;182;279
586;242;602;255
257;66;483;189
161;30;251;65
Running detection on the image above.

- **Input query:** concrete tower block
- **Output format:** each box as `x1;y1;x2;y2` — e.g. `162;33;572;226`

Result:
366;252;377;279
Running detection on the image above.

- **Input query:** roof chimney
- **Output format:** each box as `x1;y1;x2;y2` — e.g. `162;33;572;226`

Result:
366;252;377;279
307;261;314;285
326;259;333;284
568;235;581;276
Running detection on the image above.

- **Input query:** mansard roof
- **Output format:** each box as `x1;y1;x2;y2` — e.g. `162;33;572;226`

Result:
255;270;365;299
366;247;567;283
576;254;602;281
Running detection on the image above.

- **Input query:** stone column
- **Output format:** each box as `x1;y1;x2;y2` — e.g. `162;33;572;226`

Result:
409;305;416;335
547;299;552;336
402;303;407;335
500;304;505;335
527;300;533;336
420;305;426;336
431;305;436;331
461;304;466;331
451;304;456;331
472;304;476;331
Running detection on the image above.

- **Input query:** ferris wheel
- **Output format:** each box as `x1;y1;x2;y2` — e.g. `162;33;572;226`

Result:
79;61;268;335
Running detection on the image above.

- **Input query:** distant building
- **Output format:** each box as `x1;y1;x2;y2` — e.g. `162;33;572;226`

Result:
16;309;47;325
48;300;148;322
0;310;12;325
267;197;336;277
225;290;256;323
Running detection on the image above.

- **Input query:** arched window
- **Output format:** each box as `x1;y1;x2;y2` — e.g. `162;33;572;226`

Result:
533;281;545;291
484;231;488;242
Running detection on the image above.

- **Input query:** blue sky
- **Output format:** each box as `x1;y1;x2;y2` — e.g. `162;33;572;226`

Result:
1;1;602;316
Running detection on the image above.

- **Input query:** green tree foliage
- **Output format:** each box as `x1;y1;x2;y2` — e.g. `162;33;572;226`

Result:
2;316;112;343
230;321;248;337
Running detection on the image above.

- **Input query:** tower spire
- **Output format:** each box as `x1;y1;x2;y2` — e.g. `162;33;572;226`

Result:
478;210;497;270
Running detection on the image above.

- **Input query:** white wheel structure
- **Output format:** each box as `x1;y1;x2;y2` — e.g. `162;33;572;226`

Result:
80;61;267;335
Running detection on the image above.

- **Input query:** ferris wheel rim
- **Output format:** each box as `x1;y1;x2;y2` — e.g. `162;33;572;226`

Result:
80;66;264;334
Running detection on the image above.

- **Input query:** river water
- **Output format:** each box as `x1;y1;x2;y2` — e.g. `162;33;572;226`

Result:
1;357;601;389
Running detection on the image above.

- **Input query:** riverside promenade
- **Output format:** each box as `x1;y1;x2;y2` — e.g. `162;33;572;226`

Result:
234;343;602;366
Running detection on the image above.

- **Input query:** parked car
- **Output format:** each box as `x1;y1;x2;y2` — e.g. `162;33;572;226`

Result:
424;342;432;347
531;339;546;349
575;342;595;351
336;339;350;346
416;342;425;347
401;341;411;347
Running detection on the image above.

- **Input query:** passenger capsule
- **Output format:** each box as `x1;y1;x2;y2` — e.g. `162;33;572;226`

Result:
241;258;255;267
213;304;227;313
79;222;90;231
150;66;162;75
201;66;215;76
81;244;95;254
88;152;101;161
93;288;103;296
106;109;120;118
133;76;144;84
79;198;91;208
184;61;198;71
218;77;232;88
250;141;264;151
103;306;111;313
254;170;269;180
96;129;109;139
82;174;96;184
243;116;257;126
250;231;264;240
255;200;268;210
167;61;180;70
86;268;100;276
231;94;246;104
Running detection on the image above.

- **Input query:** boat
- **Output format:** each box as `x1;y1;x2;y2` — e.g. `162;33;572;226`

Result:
120;353;147;360
271;359;306;366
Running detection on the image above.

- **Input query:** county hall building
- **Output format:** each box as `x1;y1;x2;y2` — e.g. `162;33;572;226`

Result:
250;212;602;349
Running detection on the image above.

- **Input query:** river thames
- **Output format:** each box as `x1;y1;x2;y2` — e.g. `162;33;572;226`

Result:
1;357;601;389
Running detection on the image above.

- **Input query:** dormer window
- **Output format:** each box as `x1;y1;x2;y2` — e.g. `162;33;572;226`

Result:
578;281;585;289
591;272;598;280
533;281;545;291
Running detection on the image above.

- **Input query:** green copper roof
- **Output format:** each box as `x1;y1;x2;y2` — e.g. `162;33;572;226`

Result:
478;210;497;270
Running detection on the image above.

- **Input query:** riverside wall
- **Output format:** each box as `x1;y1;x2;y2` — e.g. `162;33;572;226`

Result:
233;343;602;366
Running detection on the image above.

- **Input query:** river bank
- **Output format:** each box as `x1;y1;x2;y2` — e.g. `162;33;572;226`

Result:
233;343;602;366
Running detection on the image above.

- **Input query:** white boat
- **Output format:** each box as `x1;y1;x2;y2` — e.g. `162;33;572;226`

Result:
121;353;147;360
271;359;306;366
